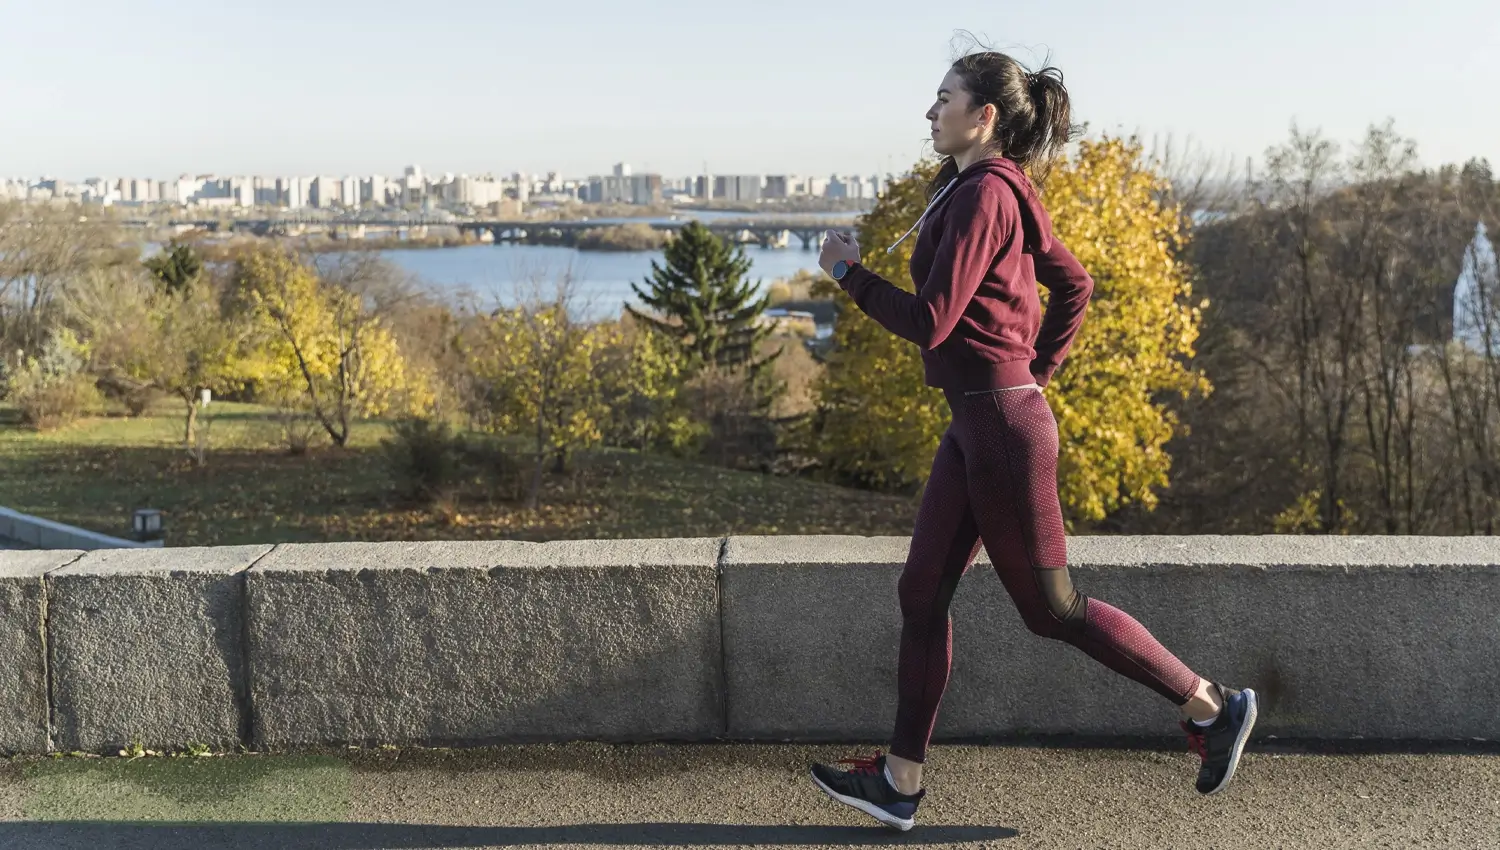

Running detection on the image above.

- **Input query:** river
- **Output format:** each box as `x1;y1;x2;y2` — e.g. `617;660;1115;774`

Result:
379;242;828;319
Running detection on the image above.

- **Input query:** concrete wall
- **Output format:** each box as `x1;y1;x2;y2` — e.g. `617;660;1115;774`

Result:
0;507;162;551
0;550;80;753
0;535;1496;754
245;540;722;749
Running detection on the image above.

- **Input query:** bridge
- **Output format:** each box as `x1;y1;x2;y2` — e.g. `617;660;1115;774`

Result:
457;219;849;249
119;215;859;250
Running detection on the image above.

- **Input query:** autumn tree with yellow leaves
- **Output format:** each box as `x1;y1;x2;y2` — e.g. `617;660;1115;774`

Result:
458;277;702;510
814;137;1208;525
230;245;432;448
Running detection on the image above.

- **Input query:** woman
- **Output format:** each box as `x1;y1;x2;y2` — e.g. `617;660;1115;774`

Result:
808;50;1257;832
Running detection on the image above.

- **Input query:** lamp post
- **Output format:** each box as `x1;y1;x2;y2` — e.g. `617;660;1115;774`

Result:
132;509;163;543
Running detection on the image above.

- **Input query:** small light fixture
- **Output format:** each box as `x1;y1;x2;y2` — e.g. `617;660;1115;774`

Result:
132;509;163;542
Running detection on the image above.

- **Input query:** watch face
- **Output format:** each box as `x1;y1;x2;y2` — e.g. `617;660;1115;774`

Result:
833;260;848;279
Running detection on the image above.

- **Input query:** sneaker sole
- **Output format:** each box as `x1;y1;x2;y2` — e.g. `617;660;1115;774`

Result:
809;771;915;832
1204;688;1258;795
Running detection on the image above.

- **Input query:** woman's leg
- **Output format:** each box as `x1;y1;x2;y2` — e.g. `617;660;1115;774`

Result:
963;389;1202;705
888;429;982;768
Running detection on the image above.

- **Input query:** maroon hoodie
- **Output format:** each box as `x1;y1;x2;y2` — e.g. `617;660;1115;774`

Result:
837;156;1094;391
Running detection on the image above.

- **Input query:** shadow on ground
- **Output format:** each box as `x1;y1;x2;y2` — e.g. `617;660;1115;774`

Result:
0;821;1016;849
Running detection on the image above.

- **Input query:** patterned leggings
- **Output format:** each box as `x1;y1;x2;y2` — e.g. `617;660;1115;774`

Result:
889;386;1201;763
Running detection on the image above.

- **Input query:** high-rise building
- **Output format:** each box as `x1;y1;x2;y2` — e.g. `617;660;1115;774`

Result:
713;175;762;203
279;177;306;209
362;175;388;207
309;176;336;208
632;174;662;205
253;177;277;206
340;176;359;209
402;166;425;207
763;175;791;200
231;177;254;207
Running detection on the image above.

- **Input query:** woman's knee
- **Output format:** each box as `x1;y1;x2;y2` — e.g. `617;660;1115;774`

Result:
1022;567;1089;638
899;569;961;626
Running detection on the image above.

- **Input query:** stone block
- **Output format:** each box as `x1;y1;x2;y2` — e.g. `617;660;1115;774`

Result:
722;535;1500;742
246;539;724;748
0;551;81;753
47;546;270;752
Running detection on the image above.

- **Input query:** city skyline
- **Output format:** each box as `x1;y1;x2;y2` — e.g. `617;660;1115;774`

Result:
3;1;1496;179
2;162;889;187
2;162;889;211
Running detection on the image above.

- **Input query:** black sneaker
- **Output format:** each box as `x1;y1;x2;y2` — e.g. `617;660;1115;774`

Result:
809;751;924;832
1182;684;1259;795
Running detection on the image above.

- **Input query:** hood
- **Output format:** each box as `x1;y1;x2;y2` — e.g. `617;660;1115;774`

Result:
886;156;1053;256
965;157;1053;255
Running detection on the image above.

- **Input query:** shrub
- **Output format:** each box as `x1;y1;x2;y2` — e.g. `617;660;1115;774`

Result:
11;372;103;431
382;417;464;503
3;331;103;430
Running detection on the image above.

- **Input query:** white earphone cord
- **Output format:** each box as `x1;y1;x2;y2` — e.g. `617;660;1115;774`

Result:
886;177;959;254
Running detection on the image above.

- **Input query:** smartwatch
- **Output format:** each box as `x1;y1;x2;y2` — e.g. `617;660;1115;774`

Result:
832;260;852;281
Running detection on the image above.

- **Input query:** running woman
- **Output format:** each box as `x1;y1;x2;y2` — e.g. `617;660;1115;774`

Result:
807;49;1258;832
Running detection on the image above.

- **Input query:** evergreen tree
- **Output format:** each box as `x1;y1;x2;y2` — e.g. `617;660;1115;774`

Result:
626;221;777;374
143;241;203;295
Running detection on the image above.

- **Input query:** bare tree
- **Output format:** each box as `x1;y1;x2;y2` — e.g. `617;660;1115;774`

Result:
0;202;133;359
1148;133;1246;218
1434;176;1500;533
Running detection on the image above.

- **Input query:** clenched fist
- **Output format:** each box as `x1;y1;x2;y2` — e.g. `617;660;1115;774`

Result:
819;230;861;278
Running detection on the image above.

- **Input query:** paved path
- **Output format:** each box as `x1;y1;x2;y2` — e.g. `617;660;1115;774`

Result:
2;742;1496;849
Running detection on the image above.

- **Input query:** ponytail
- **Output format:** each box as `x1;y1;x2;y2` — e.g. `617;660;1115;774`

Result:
949;50;1080;180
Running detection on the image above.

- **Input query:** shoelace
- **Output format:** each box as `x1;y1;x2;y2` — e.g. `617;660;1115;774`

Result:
1185;728;1207;761
837;752;884;776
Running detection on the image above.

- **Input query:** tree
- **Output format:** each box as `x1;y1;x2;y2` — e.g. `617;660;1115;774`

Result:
0;201;132;361
62;256;247;460
812;162;950;491
814;138;1208;525
1128;124;1482;536
594;313;701;454
230;244;431;447
1042;137;1209;522
626;221;778;374
459;277;613;510
142;241;204;295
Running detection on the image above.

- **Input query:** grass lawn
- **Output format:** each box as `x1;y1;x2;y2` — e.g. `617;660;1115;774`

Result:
0;401;919;546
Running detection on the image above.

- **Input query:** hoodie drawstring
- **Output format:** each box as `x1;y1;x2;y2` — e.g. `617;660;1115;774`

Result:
886;177;959;254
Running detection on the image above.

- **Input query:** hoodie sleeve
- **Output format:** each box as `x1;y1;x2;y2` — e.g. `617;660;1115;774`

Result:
1028;236;1094;387
838;180;1008;351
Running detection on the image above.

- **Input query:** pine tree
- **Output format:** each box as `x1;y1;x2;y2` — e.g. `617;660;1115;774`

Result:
626;221;777;374
143;241;203;295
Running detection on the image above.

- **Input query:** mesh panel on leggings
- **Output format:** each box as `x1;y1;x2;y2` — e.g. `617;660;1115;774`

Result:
889;387;1200;764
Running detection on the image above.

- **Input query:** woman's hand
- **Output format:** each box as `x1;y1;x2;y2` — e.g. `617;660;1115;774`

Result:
819;230;861;277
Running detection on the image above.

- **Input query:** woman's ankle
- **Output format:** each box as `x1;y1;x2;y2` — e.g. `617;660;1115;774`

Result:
1181;678;1224;724
885;753;924;794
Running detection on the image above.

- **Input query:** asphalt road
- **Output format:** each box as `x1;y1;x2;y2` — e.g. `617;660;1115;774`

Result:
1;742;1496;849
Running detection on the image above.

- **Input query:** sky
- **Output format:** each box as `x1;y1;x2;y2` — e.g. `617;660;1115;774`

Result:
2;0;1497;181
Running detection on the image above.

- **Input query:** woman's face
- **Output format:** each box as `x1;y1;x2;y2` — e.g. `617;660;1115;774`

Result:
927;67;992;157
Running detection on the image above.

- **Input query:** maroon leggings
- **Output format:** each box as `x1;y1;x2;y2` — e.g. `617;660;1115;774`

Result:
889;386;1201;763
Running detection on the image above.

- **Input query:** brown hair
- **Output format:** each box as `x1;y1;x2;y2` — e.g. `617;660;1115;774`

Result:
928;50;1078;199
